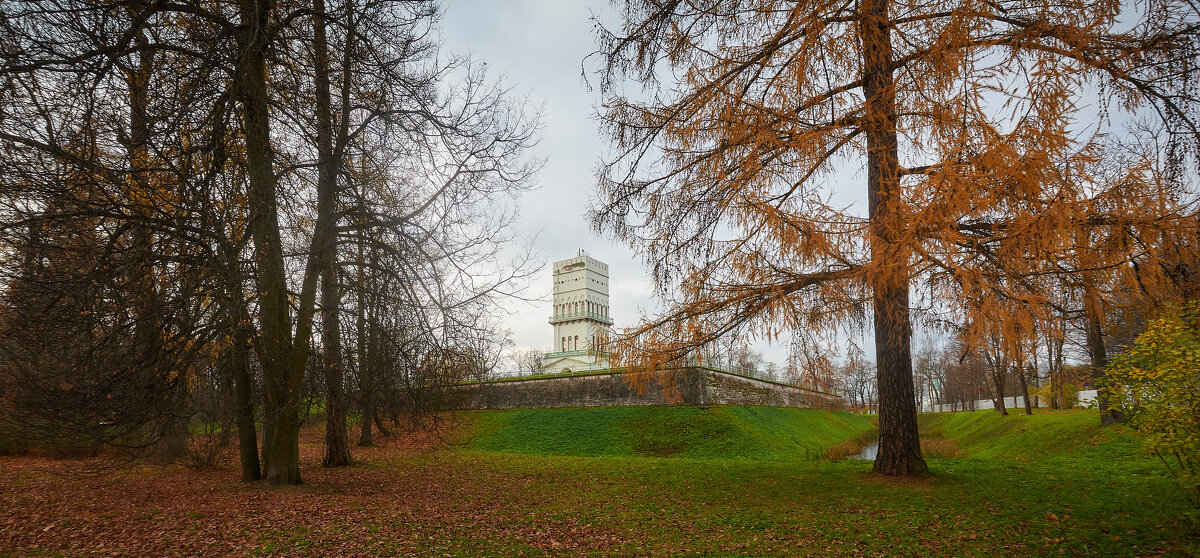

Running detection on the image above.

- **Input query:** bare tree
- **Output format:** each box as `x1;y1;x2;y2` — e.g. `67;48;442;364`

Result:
511;349;548;377
0;0;540;485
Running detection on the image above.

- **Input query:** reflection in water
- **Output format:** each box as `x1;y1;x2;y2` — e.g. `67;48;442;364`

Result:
847;441;879;461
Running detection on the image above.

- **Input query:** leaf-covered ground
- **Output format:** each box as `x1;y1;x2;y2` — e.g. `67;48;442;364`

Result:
0;409;1194;557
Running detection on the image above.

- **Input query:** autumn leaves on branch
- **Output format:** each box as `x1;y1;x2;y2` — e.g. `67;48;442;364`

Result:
589;0;1199;475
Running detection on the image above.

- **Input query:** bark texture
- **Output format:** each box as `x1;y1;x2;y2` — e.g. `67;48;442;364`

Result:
861;0;928;477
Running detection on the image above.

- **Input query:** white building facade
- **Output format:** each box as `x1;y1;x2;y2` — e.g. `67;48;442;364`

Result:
541;251;613;372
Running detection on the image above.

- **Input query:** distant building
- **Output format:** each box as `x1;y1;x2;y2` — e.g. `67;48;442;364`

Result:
542;250;613;372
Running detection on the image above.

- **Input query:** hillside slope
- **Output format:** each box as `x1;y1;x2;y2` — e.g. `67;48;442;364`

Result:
918;409;1147;460
466;406;874;461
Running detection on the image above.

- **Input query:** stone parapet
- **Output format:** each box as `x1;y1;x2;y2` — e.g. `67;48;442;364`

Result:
454;367;839;410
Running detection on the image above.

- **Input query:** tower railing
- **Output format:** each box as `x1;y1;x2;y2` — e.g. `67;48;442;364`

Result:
542;348;612;359
548;311;614;325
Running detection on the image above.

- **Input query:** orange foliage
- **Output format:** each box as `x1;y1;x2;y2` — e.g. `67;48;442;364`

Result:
592;0;1199;378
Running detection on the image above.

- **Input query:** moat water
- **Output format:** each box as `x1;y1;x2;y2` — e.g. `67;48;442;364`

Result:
846;442;879;461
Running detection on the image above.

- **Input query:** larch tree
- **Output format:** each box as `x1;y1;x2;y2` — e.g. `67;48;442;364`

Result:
592;0;1199;475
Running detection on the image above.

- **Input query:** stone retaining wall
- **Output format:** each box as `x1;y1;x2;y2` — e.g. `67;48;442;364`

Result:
455;367;838;410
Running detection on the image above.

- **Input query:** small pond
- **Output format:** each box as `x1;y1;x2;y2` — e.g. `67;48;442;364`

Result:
845;441;879;461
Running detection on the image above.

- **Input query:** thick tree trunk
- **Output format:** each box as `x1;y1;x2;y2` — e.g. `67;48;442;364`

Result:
321;266;350;466
872;281;927;475
359;397;375;446
311;0;351;468
861;0;927;477
236;0;302;485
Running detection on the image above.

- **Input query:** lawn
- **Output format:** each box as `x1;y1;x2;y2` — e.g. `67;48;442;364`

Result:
467;406;875;460
0;408;1193;556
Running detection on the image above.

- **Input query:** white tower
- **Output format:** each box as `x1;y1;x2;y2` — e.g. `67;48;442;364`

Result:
542;250;613;372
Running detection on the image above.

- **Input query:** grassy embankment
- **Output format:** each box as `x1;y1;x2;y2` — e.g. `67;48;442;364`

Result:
0;407;1193;556
457;406;1191;556
466;406;875;460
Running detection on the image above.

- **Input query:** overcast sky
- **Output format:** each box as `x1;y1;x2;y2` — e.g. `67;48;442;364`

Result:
438;1;812;365
434;1;1175;372
439;2;656;354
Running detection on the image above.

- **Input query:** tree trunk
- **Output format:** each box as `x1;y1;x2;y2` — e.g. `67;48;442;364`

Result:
861;0;927;477
311;0;351;468
1047;327;1063;409
356;229;374;446
225;302;264;480
983;345;1007;416
230;310;262;481
1018;366;1033;415
1084;286;1123;425
321;267;350;466
218;227;261;480
236;0;302;485
992;368;1008;416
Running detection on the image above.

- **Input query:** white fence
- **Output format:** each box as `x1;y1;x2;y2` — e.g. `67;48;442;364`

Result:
922;389;1098;413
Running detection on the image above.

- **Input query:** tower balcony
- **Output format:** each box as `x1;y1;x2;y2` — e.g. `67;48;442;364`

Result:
548;311;614;325
542;348;612;359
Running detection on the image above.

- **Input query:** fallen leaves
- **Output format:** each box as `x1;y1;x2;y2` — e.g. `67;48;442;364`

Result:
0;423;1189;557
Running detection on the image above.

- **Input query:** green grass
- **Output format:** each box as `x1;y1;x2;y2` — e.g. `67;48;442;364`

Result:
427;448;1187;556
5;407;1194;556
919;409;1147;460
465;405;875;460
452;407;1193;556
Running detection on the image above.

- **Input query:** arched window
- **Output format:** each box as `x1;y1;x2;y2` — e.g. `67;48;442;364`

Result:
574;335;579;350
561;337;566;351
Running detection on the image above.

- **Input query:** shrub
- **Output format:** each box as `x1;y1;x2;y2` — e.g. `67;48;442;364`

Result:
1103;301;1200;508
0;424;30;456
1033;382;1079;408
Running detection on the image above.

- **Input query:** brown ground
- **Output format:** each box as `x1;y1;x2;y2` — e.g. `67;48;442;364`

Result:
0;426;622;557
